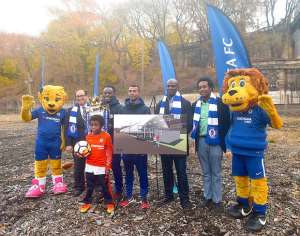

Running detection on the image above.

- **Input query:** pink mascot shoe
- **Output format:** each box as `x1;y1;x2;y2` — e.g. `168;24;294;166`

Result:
52;176;67;194
25;178;45;198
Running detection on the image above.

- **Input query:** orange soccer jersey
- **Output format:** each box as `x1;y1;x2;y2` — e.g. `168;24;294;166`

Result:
85;131;113;169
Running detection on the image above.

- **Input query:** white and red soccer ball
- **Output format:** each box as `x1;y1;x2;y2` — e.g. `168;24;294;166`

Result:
74;141;91;158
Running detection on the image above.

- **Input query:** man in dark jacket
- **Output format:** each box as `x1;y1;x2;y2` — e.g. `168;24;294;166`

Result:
102;85;123;200
119;85;151;209
155;79;193;209
190;77;230;211
65;89;89;196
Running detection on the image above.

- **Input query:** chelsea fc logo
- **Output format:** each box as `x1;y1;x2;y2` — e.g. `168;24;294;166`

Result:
70;124;76;133
208;128;217;138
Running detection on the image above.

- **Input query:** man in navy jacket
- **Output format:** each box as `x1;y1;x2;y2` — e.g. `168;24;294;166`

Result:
119;85;151;209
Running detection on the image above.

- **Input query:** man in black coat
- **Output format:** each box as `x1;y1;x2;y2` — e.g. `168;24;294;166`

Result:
102;85;123;200
65;89;89;196
155;79;193;209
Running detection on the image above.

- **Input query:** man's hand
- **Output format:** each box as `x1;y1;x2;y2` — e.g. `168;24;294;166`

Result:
65;146;73;152
225;151;232;160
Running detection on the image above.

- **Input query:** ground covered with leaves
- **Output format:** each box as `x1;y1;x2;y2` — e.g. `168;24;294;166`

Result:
0;114;299;236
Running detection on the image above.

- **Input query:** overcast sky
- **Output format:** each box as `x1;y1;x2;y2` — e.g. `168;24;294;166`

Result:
0;0;287;36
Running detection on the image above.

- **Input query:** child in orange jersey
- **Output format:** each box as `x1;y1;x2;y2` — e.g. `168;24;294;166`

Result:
79;115;114;214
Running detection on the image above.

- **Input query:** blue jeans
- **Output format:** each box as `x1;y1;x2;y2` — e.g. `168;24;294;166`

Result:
160;155;190;205
197;137;223;203
122;154;148;200
112;154;123;193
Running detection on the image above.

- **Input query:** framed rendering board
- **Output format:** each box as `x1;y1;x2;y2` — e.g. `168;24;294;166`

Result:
113;114;187;155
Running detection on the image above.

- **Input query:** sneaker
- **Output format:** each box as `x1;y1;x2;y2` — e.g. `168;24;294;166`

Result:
212;202;224;213
245;212;266;232
120;197;135;207
25;179;45;198
52;176;67;194
73;189;84;197
139;200;150;209
227;202;252;219
181;201;193;209
199;198;212;208
157;197;174;207
106;203;115;214
80;203;91;213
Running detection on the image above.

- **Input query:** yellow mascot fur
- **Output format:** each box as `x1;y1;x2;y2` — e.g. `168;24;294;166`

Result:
222;68;282;232
21;85;68;198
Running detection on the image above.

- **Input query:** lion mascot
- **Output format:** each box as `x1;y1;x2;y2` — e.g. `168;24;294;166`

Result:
222;68;282;232
21;85;68;198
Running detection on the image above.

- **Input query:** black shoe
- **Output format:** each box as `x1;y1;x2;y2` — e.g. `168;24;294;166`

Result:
245;212;266;232
227;202;252;219
199;198;212;208
157;197;174;207
181;201;193;209
212;202;224;213
73;189;84;197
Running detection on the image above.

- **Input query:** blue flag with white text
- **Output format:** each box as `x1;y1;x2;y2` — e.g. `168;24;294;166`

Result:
157;40;176;94
93;54;100;97
206;4;251;92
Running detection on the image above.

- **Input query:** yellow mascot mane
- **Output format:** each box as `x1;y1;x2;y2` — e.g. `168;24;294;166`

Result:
222;68;282;129
222;68;269;112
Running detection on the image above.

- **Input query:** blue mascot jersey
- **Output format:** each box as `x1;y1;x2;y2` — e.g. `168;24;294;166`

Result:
227;105;270;157
31;107;66;140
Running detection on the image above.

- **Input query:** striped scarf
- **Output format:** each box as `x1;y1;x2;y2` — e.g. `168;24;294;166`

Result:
102;109;109;132
159;91;182;119
191;93;220;145
67;105;88;138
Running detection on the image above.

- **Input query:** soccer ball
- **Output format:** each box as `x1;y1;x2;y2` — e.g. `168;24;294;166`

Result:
74;141;91;158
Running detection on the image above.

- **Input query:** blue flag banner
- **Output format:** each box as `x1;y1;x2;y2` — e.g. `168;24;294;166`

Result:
93;54;100;97
206;4;251;92
157;40;176;94
40;55;45;90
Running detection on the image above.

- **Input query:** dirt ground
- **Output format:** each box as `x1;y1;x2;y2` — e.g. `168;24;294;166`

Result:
0;113;299;236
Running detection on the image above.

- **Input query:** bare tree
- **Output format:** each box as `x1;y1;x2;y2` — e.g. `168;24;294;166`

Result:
263;0;277;28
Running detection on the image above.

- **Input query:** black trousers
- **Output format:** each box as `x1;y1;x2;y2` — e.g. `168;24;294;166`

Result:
160;155;190;205
73;154;86;191
83;172;113;204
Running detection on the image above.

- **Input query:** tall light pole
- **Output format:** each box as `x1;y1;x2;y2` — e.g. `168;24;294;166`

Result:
141;40;145;95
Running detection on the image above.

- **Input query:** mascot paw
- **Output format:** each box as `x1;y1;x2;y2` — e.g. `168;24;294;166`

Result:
22;95;35;110
258;95;283;129
258;95;275;115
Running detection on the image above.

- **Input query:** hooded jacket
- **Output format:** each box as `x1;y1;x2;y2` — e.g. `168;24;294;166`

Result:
121;97;151;115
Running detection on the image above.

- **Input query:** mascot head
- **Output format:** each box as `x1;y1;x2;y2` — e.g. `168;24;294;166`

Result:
222;68;269;112
38;85;67;114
